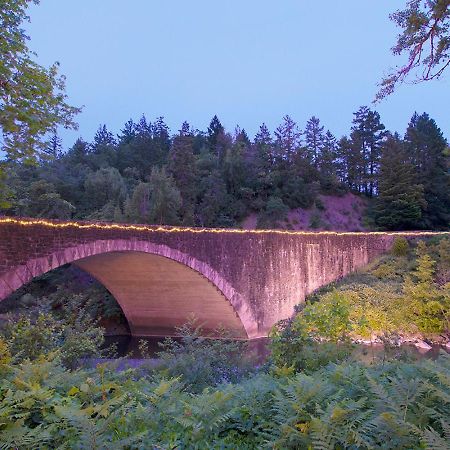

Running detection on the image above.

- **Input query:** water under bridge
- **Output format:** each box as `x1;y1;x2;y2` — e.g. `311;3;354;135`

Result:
0;217;445;339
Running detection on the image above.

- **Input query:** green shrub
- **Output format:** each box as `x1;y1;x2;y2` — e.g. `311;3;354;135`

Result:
315;197;325;210
391;236;409;257
2;295;106;368
270;292;355;372
309;211;322;229
153;317;256;392
372;261;398;279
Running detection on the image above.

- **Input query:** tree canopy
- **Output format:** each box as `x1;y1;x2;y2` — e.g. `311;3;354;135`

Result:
0;0;80;164
378;0;450;99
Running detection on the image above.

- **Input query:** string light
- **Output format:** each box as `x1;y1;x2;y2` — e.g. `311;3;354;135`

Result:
0;216;448;237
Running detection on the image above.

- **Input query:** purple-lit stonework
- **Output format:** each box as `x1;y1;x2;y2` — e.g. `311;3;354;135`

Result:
0;217;446;338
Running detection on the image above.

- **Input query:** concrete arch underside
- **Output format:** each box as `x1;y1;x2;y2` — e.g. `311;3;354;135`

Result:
0;240;249;339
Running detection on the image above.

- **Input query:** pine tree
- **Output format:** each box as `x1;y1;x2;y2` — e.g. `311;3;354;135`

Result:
350;106;386;196
207;115;226;160
117;119;136;145
91;125;116;153
338;135;364;191
254;123;273;170
66;138;89;165
168;124;198;225
318;130;339;192
374;134;426;230
274;115;302;162
305;116;325;167
404;112;450;228
134;115;152;140
223;139;247;198
129;115;153;178
151;116;171;166
45;133;63;160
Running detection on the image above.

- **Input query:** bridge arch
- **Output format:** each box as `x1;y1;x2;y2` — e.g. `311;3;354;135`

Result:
0;239;250;338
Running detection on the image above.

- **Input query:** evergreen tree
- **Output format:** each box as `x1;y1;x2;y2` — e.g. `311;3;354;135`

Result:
350;106;386;196
45;133;63;160
378;0;450;99
374;134;426;230
223;139;247;199
128;115;153;177
134;114;152;139
254;123;274;170
66;138;89;166
168;124;198;225
337;135;362;191
318;130;340;192
117;119;136;145
334;136;348;185
207;115;229;163
305;116;325;167
89;125;117;168
151;116;171;166
179;120;192;136
207;115;224;150
274;115;302;162
91;125;116;153
405;112;450;228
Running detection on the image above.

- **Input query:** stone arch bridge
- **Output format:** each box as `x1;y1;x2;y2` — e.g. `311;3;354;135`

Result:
0;217;445;339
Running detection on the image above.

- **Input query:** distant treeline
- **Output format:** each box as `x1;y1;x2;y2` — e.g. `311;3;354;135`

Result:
1;108;449;230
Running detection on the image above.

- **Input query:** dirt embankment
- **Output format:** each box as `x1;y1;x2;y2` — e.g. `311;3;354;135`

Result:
241;193;369;231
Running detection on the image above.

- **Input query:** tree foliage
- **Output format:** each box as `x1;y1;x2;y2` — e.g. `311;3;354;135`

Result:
378;0;450;99
375;134;426;229
0;0;80;163
0;108;448;231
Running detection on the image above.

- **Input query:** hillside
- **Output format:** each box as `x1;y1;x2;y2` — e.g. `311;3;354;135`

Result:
242;193;369;231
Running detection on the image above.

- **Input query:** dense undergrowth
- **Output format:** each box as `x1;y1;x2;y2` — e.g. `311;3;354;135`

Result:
271;237;450;372
0;324;449;449
0;238;449;448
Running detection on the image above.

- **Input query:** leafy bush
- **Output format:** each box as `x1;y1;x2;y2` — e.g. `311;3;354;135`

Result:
257;195;289;228
151;317;256;392
372;260;399;279
403;249;449;333
1;294;106;369
309;210;322;229
391;236;410;257
270;292;355;372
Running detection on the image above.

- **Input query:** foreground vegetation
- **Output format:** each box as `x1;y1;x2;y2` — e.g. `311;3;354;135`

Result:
0;238;449;448
0;346;449;449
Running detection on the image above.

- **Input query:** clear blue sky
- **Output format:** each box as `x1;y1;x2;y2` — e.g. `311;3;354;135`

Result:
27;0;450;146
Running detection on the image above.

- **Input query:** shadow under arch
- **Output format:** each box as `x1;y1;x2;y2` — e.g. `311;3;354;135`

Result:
0;239;250;339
